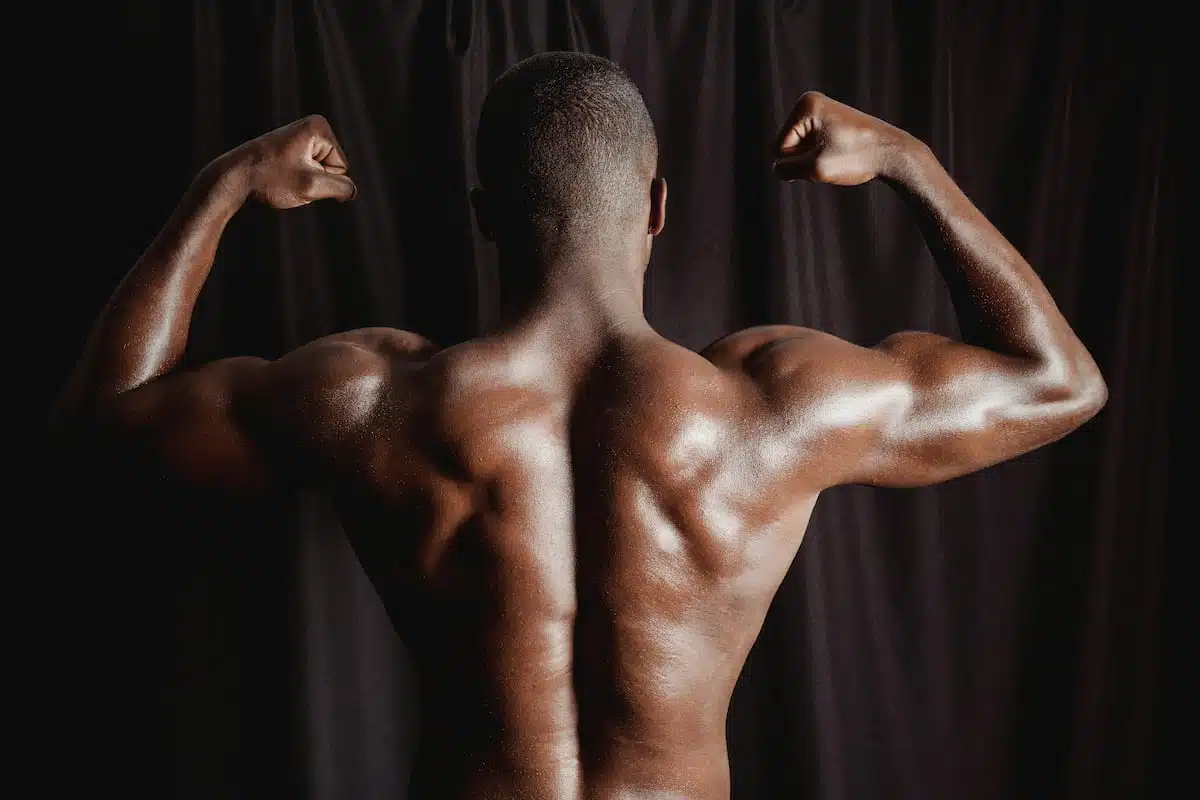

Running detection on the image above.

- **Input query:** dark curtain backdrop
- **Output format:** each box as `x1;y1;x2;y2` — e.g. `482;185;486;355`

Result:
40;1;1180;798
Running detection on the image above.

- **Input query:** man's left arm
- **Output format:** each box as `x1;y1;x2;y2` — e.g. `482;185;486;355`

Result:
51;116;401;493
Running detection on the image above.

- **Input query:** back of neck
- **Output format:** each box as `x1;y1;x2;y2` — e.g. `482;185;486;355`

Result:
493;240;650;340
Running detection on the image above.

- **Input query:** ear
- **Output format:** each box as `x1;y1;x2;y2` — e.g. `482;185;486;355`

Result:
470;187;495;241
648;177;667;236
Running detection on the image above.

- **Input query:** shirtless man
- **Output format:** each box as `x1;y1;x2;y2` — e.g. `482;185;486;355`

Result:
56;52;1106;798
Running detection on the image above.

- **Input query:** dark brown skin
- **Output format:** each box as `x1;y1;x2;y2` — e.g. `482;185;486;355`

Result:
56;95;1106;798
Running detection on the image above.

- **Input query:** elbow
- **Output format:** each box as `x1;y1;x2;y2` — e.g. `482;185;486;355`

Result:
1069;353;1108;421
1077;370;1108;421
1026;351;1107;433
48;389;121;440
1044;357;1108;426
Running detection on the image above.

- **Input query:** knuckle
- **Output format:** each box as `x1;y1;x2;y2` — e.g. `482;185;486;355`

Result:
799;90;824;109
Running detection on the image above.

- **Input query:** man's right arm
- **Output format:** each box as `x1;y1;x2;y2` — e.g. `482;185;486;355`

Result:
706;92;1107;488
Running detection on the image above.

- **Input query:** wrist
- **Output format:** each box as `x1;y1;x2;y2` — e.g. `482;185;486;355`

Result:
197;145;258;205
878;132;935;185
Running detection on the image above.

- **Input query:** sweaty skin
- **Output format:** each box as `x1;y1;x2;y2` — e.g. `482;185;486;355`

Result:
55;95;1106;798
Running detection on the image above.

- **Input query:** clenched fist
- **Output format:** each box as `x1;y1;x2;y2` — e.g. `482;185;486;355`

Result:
772;92;914;186
228;115;357;209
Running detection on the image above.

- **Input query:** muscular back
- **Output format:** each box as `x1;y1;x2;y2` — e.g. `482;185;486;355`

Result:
330;327;819;798
91;296;1102;799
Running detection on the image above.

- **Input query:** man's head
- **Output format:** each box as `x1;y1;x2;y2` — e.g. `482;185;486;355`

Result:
472;52;665;255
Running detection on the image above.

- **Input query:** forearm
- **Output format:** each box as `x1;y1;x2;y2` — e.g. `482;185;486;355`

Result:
882;139;1095;379
57;154;252;421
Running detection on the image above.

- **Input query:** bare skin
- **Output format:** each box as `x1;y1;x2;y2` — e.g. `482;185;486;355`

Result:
56;94;1106;798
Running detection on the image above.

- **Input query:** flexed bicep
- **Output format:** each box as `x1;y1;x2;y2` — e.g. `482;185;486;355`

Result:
723;326;1104;489
100;357;277;493
98;332;413;495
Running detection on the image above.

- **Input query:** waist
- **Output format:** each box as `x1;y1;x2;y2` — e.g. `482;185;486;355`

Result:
408;735;731;800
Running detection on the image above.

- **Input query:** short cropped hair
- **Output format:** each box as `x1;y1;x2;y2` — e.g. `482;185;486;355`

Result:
475;51;658;236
